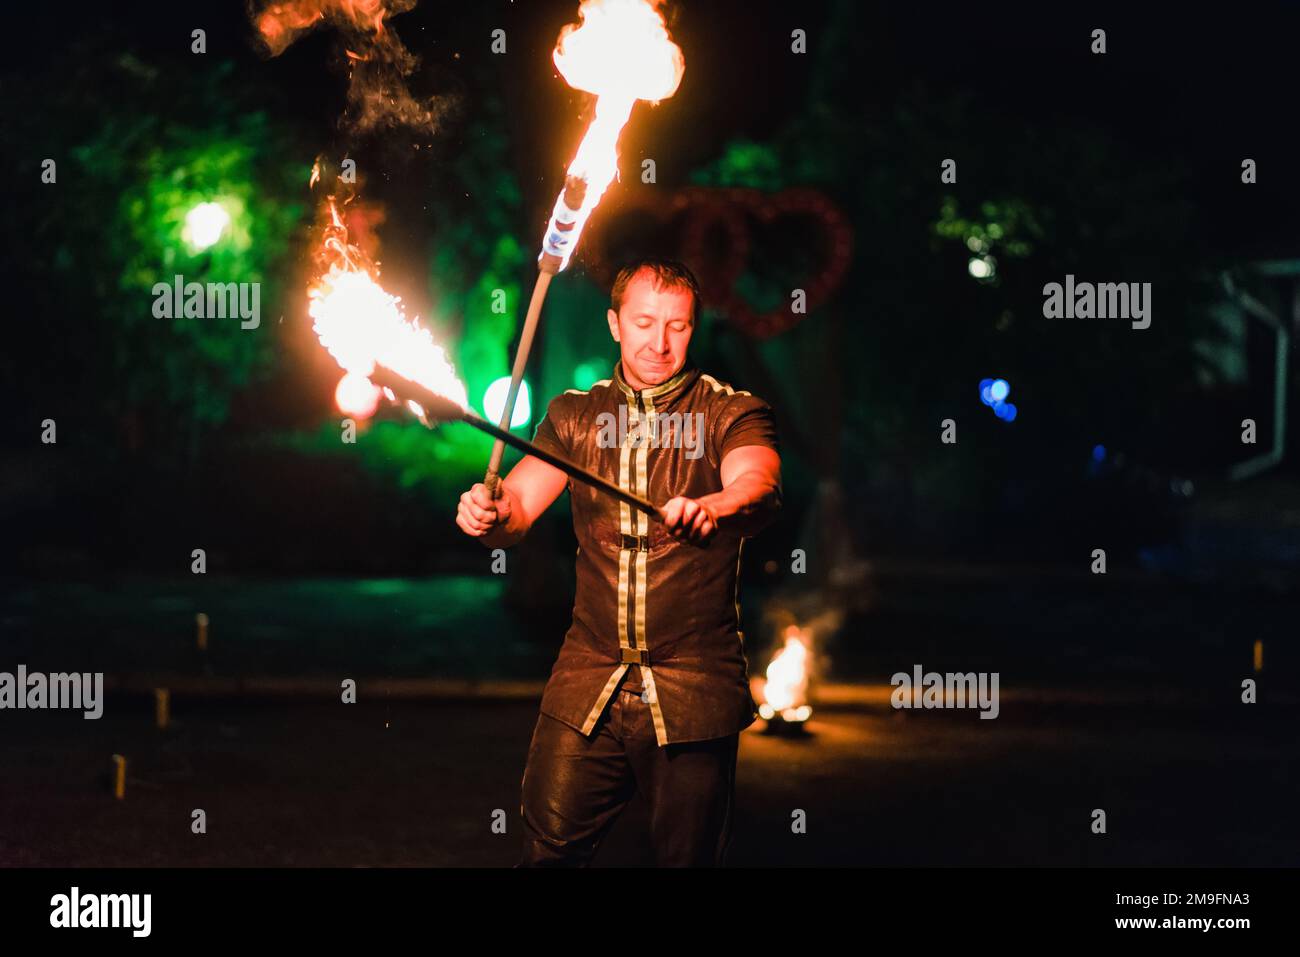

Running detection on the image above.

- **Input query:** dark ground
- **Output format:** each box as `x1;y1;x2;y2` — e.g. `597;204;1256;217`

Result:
1;684;1296;867
3;503;1298;867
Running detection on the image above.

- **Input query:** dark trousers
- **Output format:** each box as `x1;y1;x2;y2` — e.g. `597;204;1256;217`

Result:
518;687;739;867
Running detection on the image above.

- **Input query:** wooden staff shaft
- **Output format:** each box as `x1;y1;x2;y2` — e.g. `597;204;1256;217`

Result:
484;174;589;500
484;266;554;499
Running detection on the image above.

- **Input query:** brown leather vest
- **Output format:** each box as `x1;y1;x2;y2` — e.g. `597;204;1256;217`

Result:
529;358;780;745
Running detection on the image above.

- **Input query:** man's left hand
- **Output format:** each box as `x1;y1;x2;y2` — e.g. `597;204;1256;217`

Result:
660;496;719;547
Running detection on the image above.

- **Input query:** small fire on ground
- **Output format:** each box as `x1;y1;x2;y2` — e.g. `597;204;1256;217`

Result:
759;626;812;724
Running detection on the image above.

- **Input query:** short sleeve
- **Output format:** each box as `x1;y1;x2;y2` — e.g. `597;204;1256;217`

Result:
716;393;780;461
530;395;571;462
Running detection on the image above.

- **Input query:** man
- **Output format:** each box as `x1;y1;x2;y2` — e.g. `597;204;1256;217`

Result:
455;258;782;867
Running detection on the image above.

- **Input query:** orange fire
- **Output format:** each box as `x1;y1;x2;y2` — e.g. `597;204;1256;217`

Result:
761;626;812;722
255;0;388;56
547;0;684;266
310;199;467;419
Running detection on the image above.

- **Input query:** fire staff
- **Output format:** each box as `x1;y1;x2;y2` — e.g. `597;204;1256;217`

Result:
456;258;783;867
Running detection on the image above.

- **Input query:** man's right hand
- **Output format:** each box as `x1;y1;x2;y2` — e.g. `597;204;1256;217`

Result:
457;482;512;538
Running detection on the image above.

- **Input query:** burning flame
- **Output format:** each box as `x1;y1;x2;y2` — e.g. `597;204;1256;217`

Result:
762;627;812;722
554;0;683;102
310;199;467;418
255;0;389;58
544;0;684;268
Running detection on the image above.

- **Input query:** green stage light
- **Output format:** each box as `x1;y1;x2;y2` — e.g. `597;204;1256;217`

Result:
183;201;231;252
573;360;604;391
484;376;531;428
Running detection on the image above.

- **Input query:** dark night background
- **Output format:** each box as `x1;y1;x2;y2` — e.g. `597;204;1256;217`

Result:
0;0;1297;867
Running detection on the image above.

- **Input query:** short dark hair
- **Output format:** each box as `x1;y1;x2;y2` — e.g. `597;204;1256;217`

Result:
610;258;701;325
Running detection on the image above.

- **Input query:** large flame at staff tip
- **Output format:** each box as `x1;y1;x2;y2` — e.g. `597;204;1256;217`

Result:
310;201;467;418
544;0;684;266
554;0;684;102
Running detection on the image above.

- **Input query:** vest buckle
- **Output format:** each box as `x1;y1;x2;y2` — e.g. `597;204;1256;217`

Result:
620;533;650;552
620;647;651;666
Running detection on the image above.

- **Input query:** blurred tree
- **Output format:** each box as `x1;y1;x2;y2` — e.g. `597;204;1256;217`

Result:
6;50;304;465
686;0;1226;558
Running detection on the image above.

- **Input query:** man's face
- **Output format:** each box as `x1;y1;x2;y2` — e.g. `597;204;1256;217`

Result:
606;271;695;390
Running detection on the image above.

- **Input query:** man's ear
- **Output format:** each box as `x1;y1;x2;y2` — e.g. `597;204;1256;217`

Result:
606;308;621;342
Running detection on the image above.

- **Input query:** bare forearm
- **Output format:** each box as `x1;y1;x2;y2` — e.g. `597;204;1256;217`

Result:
698;471;782;538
